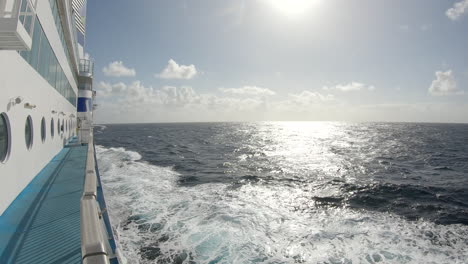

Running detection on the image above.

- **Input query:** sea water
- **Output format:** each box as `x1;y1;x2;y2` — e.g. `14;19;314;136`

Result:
94;122;468;264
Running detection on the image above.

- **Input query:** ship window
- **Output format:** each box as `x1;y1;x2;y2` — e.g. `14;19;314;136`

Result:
0;113;11;162
25;115;33;150
18;18;77;107
41;117;46;142
51;118;54;138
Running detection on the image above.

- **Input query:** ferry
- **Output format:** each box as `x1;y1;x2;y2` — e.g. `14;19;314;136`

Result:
0;0;119;263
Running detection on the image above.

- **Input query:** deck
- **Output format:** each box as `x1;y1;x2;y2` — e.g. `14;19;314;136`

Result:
0;144;87;264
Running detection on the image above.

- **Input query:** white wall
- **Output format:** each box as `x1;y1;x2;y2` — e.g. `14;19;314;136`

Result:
0;50;77;215
0;0;82;215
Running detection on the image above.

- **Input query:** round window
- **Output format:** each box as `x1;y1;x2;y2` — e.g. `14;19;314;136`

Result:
51;118;55;138
25;115;33;150
0;113;11;162
41;117;46;142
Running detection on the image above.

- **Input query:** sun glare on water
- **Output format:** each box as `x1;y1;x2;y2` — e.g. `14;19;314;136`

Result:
268;0;321;17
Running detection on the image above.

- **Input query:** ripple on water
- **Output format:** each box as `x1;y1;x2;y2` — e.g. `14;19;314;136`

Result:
96;145;468;264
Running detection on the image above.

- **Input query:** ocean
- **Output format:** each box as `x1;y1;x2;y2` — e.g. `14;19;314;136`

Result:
94;122;468;264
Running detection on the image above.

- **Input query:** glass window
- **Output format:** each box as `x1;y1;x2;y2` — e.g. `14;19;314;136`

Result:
0;113;10;162
30;20;42;69
25;116;33;150
51;118;54;138
41;117;46;142
18;18;77;107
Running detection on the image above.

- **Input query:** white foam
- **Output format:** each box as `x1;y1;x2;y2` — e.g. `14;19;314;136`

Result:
96;146;468;264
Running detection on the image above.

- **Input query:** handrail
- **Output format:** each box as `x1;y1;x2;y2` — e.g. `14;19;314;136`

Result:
80;198;109;264
83;142;97;198
80;133;111;264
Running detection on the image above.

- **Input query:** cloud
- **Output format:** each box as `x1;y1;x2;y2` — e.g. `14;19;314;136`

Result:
93;81;468;124
323;82;375;92
446;0;468;20
95;81;127;97
157;59;197;79
429;70;464;96
288;91;334;105
96;81;202;107
94;81;272;123
399;25;410;32
219;86;276;96
272;91;335;115
102;61;136;77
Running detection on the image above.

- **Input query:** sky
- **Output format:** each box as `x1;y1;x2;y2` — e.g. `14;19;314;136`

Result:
85;0;468;124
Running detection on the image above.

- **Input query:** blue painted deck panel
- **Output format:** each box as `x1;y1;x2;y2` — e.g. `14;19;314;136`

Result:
0;145;88;264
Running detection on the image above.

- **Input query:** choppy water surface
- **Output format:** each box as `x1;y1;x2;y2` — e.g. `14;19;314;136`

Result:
94;122;468;264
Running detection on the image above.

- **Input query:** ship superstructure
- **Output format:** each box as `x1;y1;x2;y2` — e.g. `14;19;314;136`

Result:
0;0;118;263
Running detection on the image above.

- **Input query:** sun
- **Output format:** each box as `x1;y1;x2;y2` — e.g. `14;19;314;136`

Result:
268;0;321;17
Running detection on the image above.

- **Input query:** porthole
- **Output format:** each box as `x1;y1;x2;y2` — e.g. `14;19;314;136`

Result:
41;117;46;142
25;115;33;150
0;113;11;163
51;118;55;138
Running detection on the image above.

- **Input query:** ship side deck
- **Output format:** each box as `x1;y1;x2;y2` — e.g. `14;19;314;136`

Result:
0;142;86;264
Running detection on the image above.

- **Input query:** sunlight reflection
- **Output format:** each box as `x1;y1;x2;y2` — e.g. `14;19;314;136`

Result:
267;0;322;17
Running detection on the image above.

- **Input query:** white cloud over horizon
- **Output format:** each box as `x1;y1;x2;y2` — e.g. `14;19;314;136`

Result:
219;86;276;96
429;70;464;96
94;80;468;124
323;82;375;92
156;59;197;79
95;81;339;122
288;91;334;105
446;0;468;20
102;61;136;77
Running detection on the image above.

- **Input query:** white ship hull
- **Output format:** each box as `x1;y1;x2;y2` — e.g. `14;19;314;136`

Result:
1;0;80;214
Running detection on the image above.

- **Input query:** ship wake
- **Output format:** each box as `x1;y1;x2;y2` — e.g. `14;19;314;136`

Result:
96;146;468;264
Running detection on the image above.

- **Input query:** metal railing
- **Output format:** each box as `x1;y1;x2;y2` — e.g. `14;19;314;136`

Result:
80;133;112;264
